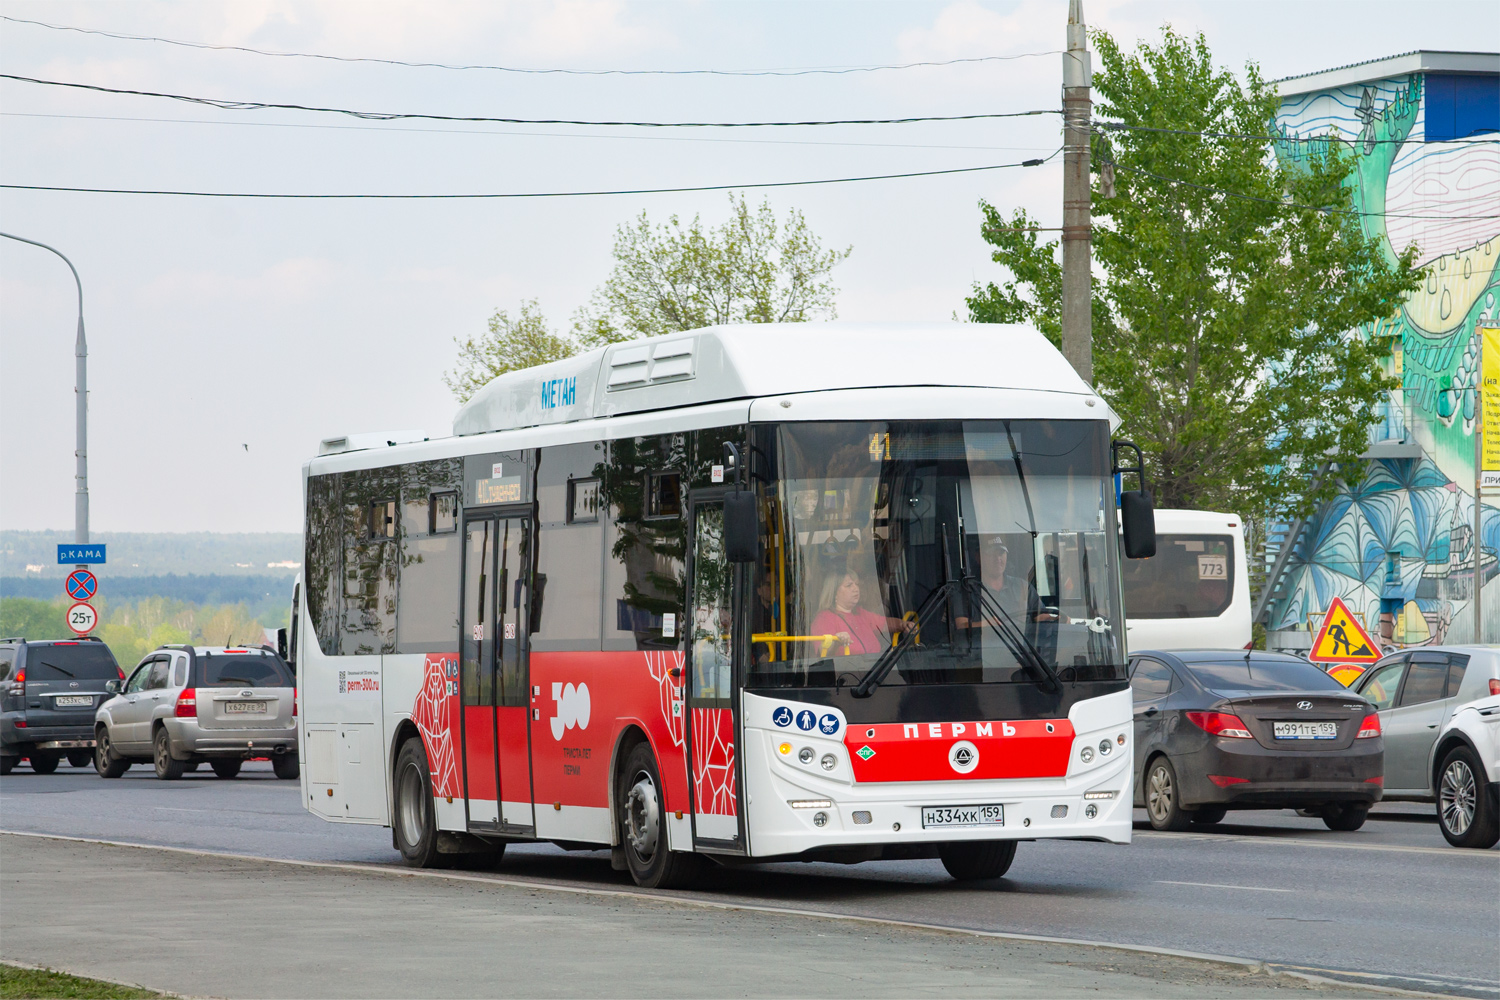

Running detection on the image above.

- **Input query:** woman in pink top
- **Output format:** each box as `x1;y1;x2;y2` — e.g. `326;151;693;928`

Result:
809;571;916;655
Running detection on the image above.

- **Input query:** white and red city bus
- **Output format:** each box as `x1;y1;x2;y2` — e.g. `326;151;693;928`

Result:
292;322;1150;887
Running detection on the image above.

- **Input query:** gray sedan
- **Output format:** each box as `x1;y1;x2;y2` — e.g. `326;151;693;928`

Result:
1350;645;1500;804
95;645;298;780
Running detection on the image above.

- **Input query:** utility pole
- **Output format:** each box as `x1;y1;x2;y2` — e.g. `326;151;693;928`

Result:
1;232;89;561
1061;0;1093;384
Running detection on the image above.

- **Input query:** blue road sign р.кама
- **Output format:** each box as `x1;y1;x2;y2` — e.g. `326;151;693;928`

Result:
57;544;106;565
65;569;97;601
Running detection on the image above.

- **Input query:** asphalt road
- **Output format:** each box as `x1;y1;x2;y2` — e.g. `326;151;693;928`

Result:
3;834;1393;999
3;762;1496;998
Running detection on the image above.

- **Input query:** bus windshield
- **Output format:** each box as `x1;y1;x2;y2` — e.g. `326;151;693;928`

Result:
747;419;1126;690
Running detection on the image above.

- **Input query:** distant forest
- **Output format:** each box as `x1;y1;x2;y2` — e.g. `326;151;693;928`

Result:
0;531;301;579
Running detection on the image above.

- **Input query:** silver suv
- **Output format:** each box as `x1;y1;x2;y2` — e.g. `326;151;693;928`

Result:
94;645;298;780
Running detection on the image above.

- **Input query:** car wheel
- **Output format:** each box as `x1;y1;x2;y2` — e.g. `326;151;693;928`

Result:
1437;745;1500;849
1322;803;1368;831
211;759;242;779
30;752;60;775
1145;756;1191;831
939;840;1018;880
67;751;92;768
619;743;700;889
272;754;299;780
0;755;16;776
1190;806;1228;825
153;729;186;780
393;738;448;868
94;728;130;778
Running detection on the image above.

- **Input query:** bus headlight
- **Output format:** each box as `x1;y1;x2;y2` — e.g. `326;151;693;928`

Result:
820;753;838;771
1080;745;1095;763
798;747;815;764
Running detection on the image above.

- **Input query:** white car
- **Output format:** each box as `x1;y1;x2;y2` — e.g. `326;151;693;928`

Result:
1433;692;1500;849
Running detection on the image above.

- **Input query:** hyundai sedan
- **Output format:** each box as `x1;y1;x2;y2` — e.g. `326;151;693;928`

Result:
1130;650;1383;831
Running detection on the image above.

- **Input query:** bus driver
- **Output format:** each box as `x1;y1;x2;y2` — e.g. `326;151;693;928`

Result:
811;571;917;655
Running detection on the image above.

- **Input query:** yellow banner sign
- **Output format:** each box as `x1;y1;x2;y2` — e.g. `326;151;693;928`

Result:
1484;326;1500;489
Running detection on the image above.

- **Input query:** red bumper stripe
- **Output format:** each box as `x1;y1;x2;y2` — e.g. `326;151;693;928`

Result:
843;718;1076;782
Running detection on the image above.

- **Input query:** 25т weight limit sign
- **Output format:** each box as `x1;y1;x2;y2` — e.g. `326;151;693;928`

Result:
66;602;98;636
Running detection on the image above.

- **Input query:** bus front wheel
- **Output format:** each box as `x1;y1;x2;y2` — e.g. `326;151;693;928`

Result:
939;840;1017;881
618;743;700;890
394;738;447;869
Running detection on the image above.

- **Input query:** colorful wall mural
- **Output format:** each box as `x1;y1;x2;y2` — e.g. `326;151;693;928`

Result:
1270;67;1500;646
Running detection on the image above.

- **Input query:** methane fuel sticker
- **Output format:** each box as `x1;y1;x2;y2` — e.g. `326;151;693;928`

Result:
1308;597;1381;664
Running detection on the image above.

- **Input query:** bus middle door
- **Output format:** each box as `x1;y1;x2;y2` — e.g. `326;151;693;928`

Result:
685;494;748;853
459;512;535;835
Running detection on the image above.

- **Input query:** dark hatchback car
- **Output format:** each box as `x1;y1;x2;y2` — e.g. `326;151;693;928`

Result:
1;637;124;774
1129;650;1383;832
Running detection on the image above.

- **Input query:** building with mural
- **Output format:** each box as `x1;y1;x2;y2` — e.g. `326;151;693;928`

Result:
1261;51;1499;650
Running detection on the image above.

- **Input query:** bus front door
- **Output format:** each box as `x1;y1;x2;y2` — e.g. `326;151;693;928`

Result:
459;512;535;835
685;495;748;852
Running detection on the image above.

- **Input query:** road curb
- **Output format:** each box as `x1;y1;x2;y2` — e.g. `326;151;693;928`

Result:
2;829;1471;999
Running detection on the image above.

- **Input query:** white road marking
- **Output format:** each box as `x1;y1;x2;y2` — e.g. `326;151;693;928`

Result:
0;830;1464;999
1157;880;1292;893
1136;829;1497;858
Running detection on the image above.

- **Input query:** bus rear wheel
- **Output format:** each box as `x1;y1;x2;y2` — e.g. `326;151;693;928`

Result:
394;738;448;869
939;840;1017;881
618;743;699;890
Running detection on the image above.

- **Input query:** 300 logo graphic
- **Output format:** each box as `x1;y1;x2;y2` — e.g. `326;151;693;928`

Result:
550;682;591;740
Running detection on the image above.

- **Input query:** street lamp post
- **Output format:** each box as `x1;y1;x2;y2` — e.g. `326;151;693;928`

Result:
1;232;89;561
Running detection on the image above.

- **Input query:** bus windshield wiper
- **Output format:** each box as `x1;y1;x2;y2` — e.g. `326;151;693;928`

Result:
850;579;958;698
963;578;1061;693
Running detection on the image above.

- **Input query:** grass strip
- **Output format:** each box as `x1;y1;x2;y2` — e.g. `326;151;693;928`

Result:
0;964;164;999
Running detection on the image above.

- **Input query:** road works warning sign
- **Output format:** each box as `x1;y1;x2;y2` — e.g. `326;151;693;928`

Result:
1308;597;1382;664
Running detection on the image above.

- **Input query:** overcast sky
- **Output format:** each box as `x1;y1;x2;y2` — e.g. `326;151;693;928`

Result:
2;0;1495;534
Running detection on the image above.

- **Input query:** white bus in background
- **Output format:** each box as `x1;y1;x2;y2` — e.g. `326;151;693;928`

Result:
1121;509;1251;651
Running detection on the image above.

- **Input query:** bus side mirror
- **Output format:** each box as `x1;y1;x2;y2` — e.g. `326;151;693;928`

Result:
276;628;288;661
1120;491;1157;559
1112;439;1156;559
724;491;758;563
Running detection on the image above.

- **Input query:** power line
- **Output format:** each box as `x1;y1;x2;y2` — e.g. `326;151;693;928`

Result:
0;111;1061;153
1093;119;1500;146
0;74;1059;128
0;150;1059;200
1109;161;1500;221
0;15;1059;77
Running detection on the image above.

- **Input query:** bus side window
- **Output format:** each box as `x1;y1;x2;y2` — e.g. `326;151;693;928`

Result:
341;465;401;655
395;458;465;655
533;442;604;651
305;473;343;656
602;434;685;651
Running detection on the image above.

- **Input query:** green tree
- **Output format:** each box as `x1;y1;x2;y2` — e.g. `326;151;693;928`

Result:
575;192;851;346
444;195;851;401
0;597;70;641
444;300;577;404
966;27;1421;520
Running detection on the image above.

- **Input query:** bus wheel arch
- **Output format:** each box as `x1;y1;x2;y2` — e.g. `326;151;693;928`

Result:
614;738;701;889
392;735;449;869
609;725;651;847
